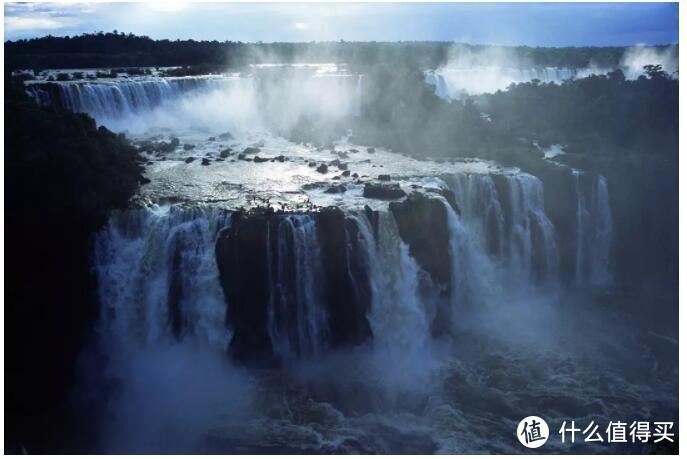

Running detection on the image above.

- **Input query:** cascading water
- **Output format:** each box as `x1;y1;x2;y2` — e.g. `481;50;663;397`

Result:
506;174;559;283
268;215;328;360
572;171;613;287
424;66;612;98
94;205;232;350
351;211;431;352
354;74;363;117
444;173;505;256
26;70;364;133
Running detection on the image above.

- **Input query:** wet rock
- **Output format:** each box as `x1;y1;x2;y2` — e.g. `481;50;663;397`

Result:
352;173;359;178
253;156;269;163
337;151;349;159
367;147;375;153
139;176;151;185
363;182;406;200
216;213;276;364
218;132;233;141
338;163;348;171
342;170;351;177
243;147;261;155
215;158;224;162
201;158;211;166
183;143;194;151
317;164;329;174
220;148;232;158
276;155;286;162
309;161;317;168
208;136;216;141
184;157;195;164
377;174;391;181
390;192;452;287
349;149;359;153
328;159;341;167
325;184;347;194
238;153;246;160
316;208;372;348
425;188;460;214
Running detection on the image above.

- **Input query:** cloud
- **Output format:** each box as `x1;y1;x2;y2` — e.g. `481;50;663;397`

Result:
5;15;72;31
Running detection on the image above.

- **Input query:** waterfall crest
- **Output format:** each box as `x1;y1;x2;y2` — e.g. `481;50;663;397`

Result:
94;205;232;350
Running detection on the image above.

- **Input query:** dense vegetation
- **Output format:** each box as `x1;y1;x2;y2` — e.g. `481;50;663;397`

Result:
5;31;632;71
345;63;678;295
5;79;143;452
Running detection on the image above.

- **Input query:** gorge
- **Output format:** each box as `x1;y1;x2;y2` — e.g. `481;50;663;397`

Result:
7;44;678;453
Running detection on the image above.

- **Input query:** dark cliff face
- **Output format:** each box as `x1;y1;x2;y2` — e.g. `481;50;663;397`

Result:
215;209;375;365
215;212;276;364
316;207;373;349
5;81;143;452
389;192;453;288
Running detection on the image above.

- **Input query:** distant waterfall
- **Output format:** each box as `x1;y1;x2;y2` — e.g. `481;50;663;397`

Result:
27;72;364;131
45;77;250;126
354;74;363;117
573;171;613;287
352;211;430;352
268;215;328;360
94;205;232;350
425;66;607;98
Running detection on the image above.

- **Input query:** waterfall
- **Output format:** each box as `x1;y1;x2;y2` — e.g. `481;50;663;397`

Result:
351;211;430;352
268;215;328;360
573;171;613;287
589;176;613;286
354;74;363;117
444;173;505;256
506;174;559;283
94;205;232;350
46;77;249;126
27;71;362;132
425;66;609;98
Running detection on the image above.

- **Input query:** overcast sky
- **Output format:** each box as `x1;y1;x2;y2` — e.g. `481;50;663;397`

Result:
4;2;679;46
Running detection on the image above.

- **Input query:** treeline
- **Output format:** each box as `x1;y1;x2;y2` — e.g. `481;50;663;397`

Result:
481;66;678;156
5;31;633;71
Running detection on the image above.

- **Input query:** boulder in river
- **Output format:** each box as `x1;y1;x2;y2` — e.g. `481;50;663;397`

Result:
377;174;391;181
363;182;406;200
367;147;375;153
325;184;347;194
201;158;211;166
185;157;195;164
253;156;269;163
317;164;329;174
243;147;261;155
220;148;232;158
